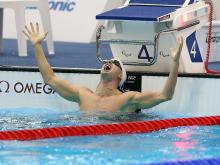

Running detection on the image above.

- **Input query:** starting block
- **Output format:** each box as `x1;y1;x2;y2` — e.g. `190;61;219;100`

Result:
96;0;220;73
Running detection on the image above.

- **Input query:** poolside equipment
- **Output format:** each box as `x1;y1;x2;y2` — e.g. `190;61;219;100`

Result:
0;0;54;56
0;115;220;140
96;0;220;74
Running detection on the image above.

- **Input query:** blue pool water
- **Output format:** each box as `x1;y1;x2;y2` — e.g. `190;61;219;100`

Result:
0;108;220;165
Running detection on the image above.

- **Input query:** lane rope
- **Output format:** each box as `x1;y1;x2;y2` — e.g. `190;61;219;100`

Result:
147;157;220;165
0;116;220;140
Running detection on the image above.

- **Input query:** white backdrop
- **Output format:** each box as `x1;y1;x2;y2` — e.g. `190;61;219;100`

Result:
1;70;220;116
3;0;125;42
0;71;100;111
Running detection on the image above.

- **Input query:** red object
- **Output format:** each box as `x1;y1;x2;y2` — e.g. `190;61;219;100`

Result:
0;116;220;140
205;2;218;74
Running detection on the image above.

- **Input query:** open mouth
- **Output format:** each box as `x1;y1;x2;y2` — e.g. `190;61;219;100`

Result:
104;63;112;71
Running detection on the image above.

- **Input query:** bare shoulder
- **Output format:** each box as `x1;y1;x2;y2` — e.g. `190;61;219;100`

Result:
77;85;94;93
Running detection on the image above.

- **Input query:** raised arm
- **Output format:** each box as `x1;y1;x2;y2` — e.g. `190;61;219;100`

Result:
23;23;81;102
127;37;183;109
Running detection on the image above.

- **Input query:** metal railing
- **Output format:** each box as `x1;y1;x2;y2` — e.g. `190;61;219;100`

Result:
96;20;200;66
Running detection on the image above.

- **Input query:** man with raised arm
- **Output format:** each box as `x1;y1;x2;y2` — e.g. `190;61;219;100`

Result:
23;23;183;113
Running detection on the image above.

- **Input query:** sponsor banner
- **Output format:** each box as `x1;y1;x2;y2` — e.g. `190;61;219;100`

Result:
3;0;125;42
1;70;220;116
0;71;99;111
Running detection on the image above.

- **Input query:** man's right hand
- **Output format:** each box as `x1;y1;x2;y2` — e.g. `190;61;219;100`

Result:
22;22;48;46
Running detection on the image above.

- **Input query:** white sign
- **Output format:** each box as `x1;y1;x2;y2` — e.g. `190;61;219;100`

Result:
3;0;125;42
0;71;100;111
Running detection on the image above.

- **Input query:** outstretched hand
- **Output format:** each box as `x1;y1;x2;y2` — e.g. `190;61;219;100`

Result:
22;22;48;46
170;37;183;62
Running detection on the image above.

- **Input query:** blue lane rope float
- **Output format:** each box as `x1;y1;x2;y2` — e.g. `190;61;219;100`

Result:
0;115;220;140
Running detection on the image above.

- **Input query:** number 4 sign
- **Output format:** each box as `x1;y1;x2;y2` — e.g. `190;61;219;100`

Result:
186;31;203;62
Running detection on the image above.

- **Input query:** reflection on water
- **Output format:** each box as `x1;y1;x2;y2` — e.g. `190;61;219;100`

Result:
172;126;198;159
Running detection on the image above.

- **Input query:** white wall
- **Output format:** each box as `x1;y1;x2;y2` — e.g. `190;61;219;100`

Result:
3;0;125;42
212;0;220;20
0;71;100;111
142;75;220;116
1;70;220;117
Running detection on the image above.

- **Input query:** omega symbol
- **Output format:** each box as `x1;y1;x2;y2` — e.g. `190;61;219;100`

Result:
0;80;10;93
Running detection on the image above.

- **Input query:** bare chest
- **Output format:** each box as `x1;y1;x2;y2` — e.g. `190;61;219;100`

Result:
79;94;128;112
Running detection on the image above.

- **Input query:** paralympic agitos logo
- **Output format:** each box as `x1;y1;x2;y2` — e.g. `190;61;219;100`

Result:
0;80;55;94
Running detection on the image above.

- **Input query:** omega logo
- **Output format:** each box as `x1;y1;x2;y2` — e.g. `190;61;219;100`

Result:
0;80;9;93
0;80;55;94
14;82;55;94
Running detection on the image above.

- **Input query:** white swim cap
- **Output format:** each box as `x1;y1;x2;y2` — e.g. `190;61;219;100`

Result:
112;58;127;87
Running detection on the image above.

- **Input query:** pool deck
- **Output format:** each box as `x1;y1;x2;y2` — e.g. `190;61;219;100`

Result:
0;39;220;73
0;39;112;69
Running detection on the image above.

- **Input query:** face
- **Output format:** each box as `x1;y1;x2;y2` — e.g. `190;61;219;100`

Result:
100;60;122;81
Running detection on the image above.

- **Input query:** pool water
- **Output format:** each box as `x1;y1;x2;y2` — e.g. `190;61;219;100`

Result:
0;108;220;165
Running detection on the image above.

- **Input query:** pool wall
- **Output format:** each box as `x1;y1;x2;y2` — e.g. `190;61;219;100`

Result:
0;67;220;116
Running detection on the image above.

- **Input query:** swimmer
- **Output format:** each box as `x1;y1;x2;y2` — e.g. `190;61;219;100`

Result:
23;22;183;113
